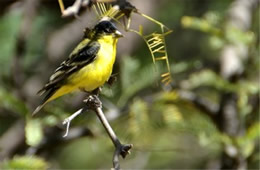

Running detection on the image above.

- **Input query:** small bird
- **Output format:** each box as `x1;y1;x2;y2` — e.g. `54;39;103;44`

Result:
33;21;123;115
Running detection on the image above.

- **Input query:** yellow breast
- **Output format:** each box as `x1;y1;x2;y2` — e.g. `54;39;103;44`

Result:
70;35;118;91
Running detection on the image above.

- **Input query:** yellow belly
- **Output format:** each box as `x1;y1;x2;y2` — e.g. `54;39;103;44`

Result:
72;46;116;91
46;35;117;102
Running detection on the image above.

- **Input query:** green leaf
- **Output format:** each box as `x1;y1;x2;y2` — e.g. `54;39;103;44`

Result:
246;123;260;141
235;123;260;158
181;16;221;36
225;26;255;45
2;156;48;170
209;35;225;49
241;141;255;158
25;118;43;147
204;11;221;26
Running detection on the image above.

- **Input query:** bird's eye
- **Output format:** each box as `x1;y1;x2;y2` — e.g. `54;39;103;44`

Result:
104;28;111;33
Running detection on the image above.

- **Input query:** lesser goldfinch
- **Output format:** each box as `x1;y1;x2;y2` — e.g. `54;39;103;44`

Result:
33;21;123;115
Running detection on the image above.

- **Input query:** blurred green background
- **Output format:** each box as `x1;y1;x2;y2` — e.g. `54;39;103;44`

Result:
0;0;259;169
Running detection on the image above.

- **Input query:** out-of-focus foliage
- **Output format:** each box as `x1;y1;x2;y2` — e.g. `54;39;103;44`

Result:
0;88;28;116
1;156;48;170
0;0;259;169
0;10;21;75
25;118;43;147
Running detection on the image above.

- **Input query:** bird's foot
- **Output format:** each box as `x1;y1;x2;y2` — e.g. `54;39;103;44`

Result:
83;94;102;109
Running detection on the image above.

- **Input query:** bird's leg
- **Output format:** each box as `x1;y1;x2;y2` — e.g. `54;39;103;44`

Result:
83;95;133;170
107;73;118;86
92;87;102;96
84;95;102;109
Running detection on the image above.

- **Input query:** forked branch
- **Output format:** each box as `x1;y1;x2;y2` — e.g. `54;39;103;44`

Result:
62;95;132;170
83;95;133;170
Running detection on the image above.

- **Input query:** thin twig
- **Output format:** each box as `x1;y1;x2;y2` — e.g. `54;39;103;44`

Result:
61;0;83;17
62;107;86;137
59;0;117;17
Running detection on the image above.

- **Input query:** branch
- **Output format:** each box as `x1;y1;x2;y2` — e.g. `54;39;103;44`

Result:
58;0;117;17
59;0;83;17
83;95;133;170
62;95;132;169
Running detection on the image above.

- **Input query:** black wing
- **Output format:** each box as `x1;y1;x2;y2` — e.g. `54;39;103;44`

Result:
38;41;100;99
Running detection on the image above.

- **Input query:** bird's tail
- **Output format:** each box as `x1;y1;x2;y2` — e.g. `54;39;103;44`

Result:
32;88;47;116
32;87;57;116
32;102;47;116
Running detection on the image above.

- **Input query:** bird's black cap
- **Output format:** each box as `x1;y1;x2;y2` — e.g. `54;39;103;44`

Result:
94;21;118;34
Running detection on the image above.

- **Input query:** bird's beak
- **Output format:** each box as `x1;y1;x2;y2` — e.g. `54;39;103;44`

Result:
114;30;123;38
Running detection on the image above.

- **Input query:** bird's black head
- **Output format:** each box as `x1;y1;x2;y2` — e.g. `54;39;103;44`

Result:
94;21;123;38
